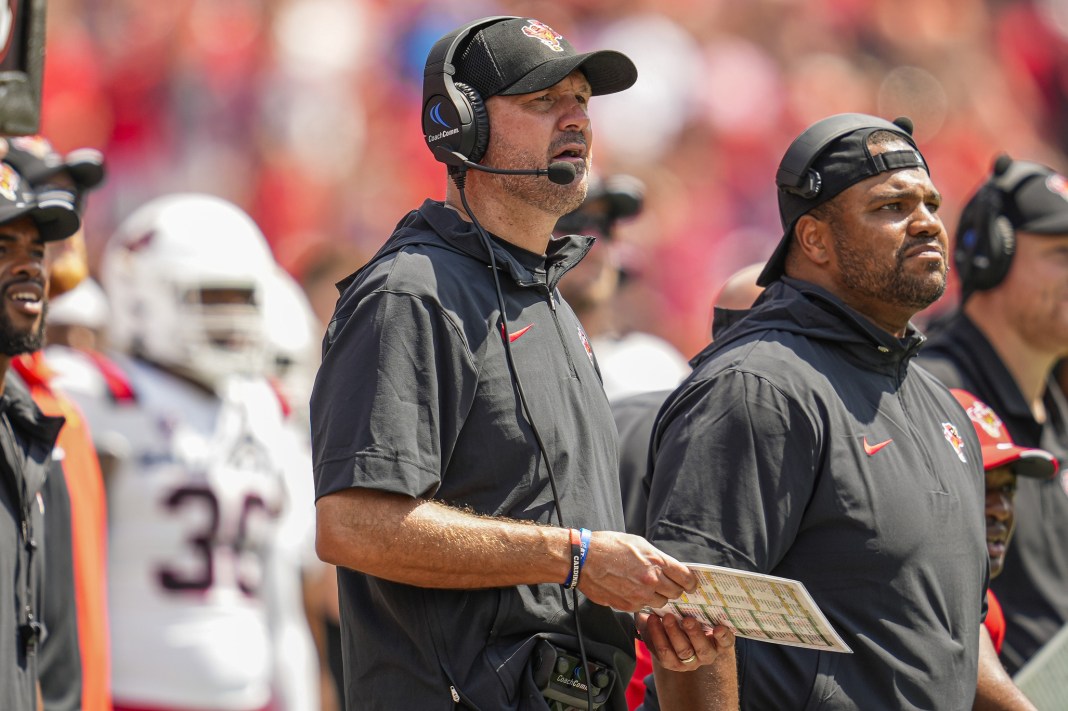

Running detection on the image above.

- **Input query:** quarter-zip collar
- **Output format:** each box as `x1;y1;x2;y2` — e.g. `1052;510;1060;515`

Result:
0;374;64;499
694;277;926;376
419;199;595;292
336;199;596;296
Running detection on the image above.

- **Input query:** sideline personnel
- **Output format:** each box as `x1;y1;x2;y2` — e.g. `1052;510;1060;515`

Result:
645;114;1002;709
6;135;111;711
0;160;80;711
918;156;1068;675
311;16;732;711
951;394;1057;648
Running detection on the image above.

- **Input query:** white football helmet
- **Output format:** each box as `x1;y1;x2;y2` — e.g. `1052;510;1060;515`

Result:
102;193;277;389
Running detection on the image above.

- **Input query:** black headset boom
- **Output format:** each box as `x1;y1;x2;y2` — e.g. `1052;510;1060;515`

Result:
422;16;518;170
955;155;1040;295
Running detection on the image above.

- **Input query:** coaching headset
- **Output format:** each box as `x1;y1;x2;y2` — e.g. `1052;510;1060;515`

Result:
421;16;512;169
954;155;1049;297
422;16;577;185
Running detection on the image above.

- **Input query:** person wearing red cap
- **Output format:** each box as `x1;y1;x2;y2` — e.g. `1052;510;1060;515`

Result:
951;389;1058;646
951;389;1055;708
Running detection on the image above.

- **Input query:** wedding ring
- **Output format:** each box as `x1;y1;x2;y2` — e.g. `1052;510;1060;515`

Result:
680;653;697;664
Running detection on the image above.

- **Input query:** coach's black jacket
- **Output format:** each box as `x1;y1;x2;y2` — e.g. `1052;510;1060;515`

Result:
0;375;65;711
645;277;987;711
312;200;634;711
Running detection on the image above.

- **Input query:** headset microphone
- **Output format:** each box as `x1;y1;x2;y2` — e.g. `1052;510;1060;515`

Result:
435;147;578;185
457;157;578;185
437;148;580;183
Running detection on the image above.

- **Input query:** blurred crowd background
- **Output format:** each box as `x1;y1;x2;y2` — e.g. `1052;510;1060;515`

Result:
38;0;1068;358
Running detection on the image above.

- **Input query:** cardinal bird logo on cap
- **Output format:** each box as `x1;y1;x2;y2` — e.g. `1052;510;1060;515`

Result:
0;164;19;202
943;422;967;463
10;135;56;162
522;20;564;52
965;400;1004;440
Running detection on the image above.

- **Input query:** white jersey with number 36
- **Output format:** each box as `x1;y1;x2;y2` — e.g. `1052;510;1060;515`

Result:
50;347;313;711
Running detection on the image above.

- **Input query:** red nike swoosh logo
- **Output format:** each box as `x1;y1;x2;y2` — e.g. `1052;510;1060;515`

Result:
500;323;533;343
863;437;894;456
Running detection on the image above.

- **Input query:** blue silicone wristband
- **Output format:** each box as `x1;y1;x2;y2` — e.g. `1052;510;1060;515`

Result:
578;528;591;571
563;528;581;589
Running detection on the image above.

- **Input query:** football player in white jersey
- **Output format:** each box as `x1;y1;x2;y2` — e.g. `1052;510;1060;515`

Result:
48;194;319;711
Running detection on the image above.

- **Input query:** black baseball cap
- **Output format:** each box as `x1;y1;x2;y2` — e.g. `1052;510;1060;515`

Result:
959;159;1068;237
0;161;80;242
758;114;928;286
5;135;106;215
456;17;637;99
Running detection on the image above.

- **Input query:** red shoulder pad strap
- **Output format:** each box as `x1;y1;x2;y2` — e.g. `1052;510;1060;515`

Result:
82;350;137;403
266;376;292;419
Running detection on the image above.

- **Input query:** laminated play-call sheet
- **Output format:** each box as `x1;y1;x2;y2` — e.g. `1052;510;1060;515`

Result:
656;563;852;653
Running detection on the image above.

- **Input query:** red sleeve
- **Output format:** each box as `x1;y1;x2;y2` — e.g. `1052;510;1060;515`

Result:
984;589;1006;654
81;350;137;403
626;639;653;710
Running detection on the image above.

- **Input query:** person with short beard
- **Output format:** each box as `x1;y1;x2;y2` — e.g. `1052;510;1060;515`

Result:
310;16;733;711
0;159;82;711
4;135;111;711
643;114;1023;710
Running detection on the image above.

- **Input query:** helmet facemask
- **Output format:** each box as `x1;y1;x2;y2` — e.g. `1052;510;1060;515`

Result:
104;194;278;391
168;284;268;388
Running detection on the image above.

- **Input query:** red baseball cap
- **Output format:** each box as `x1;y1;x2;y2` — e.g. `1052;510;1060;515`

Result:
951;389;1058;479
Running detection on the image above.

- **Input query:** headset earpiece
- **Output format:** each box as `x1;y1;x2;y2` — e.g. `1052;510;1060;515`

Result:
956;155;1022;295
784;170;822;199
452;82;490;164
421;16;516;169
